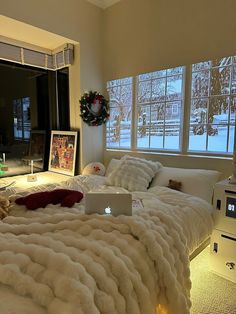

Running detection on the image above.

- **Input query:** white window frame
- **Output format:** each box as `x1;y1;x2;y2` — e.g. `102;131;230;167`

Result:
106;78;133;150
134;67;185;152
106;62;235;158
187;57;235;156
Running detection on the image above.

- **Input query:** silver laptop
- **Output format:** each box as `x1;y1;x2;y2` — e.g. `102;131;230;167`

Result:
85;192;132;216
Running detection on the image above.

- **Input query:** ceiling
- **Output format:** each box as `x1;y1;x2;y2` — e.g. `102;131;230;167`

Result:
86;0;120;9
0;1;120;51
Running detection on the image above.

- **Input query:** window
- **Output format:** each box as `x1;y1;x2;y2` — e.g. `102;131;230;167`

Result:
106;77;133;148
189;57;235;153
13;97;31;141
0;60;70;178
106;55;235;157
136;67;184;150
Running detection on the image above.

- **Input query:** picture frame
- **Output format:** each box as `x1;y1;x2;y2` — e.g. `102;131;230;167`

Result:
48;130;78;176
29;130;46;157
22;130;46;172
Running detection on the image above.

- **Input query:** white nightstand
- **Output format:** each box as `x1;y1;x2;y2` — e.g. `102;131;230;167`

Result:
210;179;236;283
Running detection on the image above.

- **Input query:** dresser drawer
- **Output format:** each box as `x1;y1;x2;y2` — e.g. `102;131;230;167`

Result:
210;228;236;283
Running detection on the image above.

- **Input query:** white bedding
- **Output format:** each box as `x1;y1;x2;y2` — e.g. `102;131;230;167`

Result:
0;175;214;314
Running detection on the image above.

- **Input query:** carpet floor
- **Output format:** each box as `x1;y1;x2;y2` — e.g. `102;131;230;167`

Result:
190;246;236;314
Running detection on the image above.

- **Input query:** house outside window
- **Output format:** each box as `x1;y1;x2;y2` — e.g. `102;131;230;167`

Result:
106;55;235;157
13;97;31;141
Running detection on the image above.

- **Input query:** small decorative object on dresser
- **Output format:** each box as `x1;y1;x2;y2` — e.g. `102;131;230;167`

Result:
48;130;78;176
210;179;236;283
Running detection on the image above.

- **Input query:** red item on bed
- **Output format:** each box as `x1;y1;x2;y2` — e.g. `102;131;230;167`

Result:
15;189;84;210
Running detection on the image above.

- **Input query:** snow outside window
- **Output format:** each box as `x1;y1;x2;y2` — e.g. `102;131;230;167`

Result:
136;67;184;151
189;56;236;154
106;77;133;149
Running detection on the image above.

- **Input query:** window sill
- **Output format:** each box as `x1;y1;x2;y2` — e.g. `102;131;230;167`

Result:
105;148;233;161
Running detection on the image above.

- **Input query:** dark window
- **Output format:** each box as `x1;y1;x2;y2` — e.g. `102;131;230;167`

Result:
0;60;70;177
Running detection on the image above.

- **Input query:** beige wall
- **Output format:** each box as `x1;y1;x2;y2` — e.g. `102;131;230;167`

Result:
0;0;105;170
104;0;236;80
103;0;236;176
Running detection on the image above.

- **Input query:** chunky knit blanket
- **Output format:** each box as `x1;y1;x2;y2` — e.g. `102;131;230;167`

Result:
0;176;213;314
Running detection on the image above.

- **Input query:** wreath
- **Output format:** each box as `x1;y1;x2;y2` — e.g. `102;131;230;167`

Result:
79;91;109;126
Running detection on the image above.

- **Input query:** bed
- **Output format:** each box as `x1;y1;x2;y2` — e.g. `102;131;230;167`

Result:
0;155;221;314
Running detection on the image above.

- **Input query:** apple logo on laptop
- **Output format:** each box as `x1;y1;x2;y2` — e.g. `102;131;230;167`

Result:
104;206;112;215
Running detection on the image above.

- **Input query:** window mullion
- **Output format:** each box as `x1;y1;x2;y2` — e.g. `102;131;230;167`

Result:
131;76;137;150
182;65;191;154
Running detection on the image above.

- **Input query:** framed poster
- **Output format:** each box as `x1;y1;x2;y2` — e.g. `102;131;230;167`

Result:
48;130;78;176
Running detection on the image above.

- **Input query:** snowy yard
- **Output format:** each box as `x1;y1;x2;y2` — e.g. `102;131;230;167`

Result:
107;126;235;153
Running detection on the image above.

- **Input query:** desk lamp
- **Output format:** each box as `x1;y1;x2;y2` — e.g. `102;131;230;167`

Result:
0;153;8;172
27;159;37;182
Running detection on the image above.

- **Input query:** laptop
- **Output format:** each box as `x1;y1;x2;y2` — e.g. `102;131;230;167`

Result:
84;192;132;216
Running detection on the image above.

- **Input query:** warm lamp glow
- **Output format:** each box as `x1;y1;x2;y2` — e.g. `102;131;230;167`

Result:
156;304;168;314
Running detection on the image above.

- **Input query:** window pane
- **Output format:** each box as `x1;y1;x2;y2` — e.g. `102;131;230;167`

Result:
191;71;209;98
167;67;183;75
229;124;235;153
212;56;232;67
138;81;151;103
150;128;164;149
152;78;166;101
13;99;23;140
166;102;181;122
137;106;151;148
106;77;132;149
167;75;183;101
120;116;131;148
210;67;231;95
189;124;207;151
192;61;211;71
208;124;227;152
190;99;208;124
231;66;236;94
139;73;152;81
189;55;234;155
137;66;184;151
209;96;229;123
164;127;180;150
152;70;167;79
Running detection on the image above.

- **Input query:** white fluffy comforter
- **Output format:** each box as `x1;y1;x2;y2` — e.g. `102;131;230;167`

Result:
0;175;214;314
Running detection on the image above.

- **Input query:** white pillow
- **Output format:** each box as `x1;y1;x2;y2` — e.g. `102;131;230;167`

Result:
106;155;162;192
150;166;221;203
105;159;121;177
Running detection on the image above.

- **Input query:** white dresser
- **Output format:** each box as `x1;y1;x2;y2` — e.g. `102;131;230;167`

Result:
210;179;236;283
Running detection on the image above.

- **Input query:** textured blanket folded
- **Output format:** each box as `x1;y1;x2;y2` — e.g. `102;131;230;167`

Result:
0;177;213;314
0;207;191;314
